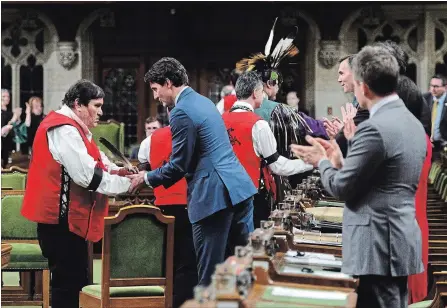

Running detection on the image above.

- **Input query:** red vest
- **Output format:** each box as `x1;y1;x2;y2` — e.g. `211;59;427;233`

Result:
222;111;263;189
21;111;109;242
222;110;277;200
223;94;237;112
150;127;187;206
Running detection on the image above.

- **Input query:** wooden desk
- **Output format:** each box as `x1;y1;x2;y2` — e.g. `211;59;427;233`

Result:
274;230;343;258
181;267;357;308
1;243;12;269
253;252;358;289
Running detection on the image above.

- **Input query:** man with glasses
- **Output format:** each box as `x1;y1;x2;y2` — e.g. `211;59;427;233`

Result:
424;74;447;160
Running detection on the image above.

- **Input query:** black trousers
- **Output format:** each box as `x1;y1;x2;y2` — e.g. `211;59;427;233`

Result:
253;192;272;229
37;222;89;308
356;275;408;308
432;141;442;162
158;204;198;308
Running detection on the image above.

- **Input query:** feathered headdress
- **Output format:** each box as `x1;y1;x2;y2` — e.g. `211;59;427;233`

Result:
236;17;299;83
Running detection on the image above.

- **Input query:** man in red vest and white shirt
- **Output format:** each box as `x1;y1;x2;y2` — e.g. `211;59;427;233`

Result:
138;122;197;308
21;80;135;308
222;71;314;227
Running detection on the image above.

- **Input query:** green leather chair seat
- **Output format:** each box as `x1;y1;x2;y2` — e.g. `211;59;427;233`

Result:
408;300;433;308
82;284;165;298
1;173;27;190
4;243;48;270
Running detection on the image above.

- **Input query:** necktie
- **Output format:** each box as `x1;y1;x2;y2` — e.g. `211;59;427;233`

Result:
431;98;439;138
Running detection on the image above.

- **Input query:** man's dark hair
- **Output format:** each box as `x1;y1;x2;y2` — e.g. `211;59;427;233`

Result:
374;40;409;74
431;74;447;86
235;71;263;100
62;79;105;108
352;46;399;96
145;116;161;124
397;75;431;136
144;57;189;87
339;54;355;68
230;69;242;86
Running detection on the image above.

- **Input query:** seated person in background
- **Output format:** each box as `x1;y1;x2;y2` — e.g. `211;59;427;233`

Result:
129;116;162;160
216;69;241;114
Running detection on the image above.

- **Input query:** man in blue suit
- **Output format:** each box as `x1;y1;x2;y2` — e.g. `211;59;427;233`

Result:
128;57;257;288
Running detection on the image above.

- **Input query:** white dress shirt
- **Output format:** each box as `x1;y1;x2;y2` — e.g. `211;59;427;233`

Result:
47;105;131;196
369;93;399;118
231;101;313;176
175;86;190;105
138;135;151;164
216;89;237;114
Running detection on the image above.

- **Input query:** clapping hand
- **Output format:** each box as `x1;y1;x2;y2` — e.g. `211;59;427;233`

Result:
322;118;338;139
291;136;344;169
341;103;357;122
341;103;357;141
290;136;328;167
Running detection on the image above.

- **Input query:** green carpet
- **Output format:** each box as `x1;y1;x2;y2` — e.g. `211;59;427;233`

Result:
2;259;102;308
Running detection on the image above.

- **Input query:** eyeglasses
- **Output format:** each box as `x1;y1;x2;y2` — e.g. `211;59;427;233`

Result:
430;85;444;88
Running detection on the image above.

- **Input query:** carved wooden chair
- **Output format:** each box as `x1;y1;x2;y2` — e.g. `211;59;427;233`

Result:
1;191;50;308
90;119;125;159
1;166;28;190
79;205;174;308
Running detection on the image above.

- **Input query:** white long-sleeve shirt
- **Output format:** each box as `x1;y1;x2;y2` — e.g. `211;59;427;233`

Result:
140;101;313;176
138;135;152;163
216;90;237;115
47;105;131;196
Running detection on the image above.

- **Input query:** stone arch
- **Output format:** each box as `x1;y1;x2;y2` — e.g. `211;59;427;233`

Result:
1;8;60;114
1;8;59;65
75;8;112;81
75;8;111;39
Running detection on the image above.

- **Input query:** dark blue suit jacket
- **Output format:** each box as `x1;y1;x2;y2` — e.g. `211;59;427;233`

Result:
147;87;257;223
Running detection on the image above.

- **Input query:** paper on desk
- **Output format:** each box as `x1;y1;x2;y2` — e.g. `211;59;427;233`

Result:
271;286;348;301
281;265;351;279
284;256;342;268
294;238;342;246
285;250;336;260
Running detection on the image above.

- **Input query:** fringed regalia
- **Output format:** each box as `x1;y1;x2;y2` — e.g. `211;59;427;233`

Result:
235;18;326;203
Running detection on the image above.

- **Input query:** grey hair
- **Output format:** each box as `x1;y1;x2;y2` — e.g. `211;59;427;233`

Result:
220;85;234;98
235;71;263;100
352;46;399;96
1;89;10;95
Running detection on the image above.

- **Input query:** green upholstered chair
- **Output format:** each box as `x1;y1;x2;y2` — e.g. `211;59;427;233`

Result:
429;162;441;184
90;119;125;159
79;205;174;308
1;192;50;308
1;166;27;190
